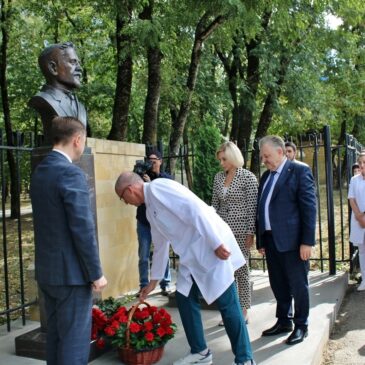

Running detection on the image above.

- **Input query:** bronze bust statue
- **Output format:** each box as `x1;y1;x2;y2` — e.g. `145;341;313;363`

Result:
29;42;88;144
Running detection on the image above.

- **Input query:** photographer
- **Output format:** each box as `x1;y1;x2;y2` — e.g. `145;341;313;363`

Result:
134;150;172;296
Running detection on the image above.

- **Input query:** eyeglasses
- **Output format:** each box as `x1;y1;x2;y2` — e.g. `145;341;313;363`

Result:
119;185;131;202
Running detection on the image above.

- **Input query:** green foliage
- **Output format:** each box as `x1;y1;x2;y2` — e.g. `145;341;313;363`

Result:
192;121;221;203
95;296;134;318
1;0;365;167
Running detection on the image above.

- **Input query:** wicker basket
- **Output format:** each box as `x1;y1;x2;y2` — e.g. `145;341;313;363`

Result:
117;301;164;365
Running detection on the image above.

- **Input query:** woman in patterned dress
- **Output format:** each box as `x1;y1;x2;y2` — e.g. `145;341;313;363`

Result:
211;141;258;324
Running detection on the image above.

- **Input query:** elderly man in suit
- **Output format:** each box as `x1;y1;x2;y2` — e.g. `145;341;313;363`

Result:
256;135;316;345
30;116;107;365
115;172;256;365
29;42;88;143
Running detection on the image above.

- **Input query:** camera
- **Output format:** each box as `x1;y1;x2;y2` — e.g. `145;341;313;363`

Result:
133;160;156;179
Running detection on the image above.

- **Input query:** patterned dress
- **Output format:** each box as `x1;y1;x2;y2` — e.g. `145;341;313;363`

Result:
211;167;258;309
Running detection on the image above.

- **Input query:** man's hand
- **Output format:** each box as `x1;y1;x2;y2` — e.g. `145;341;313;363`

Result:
258;248;265;255
139;280;158;302
300;244;312;261
143;174;151;182
214;244;231;260
92;275;107;292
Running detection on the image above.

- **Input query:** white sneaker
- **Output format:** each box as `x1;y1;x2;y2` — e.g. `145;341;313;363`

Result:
232;361;257;365
173;349;213;364
357;282;365;291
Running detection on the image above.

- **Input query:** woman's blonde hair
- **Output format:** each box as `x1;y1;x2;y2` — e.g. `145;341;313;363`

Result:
216;141;244;168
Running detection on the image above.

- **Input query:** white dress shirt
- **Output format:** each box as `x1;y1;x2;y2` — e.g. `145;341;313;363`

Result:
52;149;72;163
348;174;365;245
263;158;287;231
144;179;245;304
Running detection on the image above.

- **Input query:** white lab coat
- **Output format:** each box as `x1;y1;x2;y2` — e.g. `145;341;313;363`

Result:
144;179;245;304
348;174;365;245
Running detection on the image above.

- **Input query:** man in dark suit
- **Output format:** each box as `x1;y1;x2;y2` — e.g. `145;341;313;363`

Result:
256;135;316;345
29;42;88;144
30;116;107;365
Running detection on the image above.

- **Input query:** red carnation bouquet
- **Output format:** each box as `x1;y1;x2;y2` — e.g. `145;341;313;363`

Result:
91;297;177;352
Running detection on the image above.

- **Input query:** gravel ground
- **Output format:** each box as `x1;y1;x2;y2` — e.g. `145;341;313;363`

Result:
321;280;365;365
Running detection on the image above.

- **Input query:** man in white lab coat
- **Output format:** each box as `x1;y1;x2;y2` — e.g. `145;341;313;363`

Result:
115;172;255;365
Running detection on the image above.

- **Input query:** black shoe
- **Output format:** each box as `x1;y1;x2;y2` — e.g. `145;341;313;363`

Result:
160;288;170;296
285;327;308;345
262;321;293;336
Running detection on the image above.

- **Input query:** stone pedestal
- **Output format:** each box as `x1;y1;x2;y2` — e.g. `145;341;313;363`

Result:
15;139;145;361
15;328;109;362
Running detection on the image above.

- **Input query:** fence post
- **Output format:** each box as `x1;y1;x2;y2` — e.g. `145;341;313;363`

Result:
323;125;336;275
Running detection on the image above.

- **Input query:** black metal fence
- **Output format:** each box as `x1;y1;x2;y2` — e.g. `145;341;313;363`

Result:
0;126;363;333
0;131;38;332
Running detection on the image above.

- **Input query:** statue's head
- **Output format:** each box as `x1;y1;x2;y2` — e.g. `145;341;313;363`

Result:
38;42;82;91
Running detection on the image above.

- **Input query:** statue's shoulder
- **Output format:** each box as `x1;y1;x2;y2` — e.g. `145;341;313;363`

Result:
29;86;66;116
35;85;63;102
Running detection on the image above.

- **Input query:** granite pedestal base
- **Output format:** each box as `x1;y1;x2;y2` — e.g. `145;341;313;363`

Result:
14;327;109;362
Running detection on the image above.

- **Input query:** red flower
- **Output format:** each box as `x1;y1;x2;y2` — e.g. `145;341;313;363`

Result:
129;322;142;333
104;326;116;336
111;320;120;330
144;321;153;331
152;313;162;323
119;314;128;323
165;326;174;335
91;298;176;351
148;306;158;314
156;327;166;337
116;306;127;315
144;332;154;342
92;307;107;328
96;338;106;349
161;317;173;326
134;308;150;320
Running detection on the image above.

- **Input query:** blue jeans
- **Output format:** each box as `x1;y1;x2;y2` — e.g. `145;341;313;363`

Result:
176;281;253;363
137;221;171;290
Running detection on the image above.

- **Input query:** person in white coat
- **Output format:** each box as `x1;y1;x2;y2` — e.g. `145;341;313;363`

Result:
115;172;255;365
348;152;365;291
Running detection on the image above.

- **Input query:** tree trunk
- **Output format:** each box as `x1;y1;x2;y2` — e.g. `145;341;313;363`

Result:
140;1;162;145
236;38;261;150
0;0;20;219
142;47;162;144
107;10;133;141
251;55;290;175
168;13;225;173
216;48;239;141
183;127;193;189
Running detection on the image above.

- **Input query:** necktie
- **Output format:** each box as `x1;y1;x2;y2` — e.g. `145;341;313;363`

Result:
67;92;78;116
258;171;276;234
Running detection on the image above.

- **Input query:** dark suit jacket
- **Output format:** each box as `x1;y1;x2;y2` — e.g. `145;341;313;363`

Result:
256;159;317;252
30;151;102;285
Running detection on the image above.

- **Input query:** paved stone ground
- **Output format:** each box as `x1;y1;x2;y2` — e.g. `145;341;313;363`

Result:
321;280;365;365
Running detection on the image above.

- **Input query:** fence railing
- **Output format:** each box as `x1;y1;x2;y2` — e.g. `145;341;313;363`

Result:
0;126;363;333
